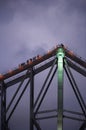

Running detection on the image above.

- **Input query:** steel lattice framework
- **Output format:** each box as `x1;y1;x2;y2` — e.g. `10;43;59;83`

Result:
0;44;86;130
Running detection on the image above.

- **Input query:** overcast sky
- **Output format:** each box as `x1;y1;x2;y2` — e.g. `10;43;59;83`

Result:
0;0;86;72
0;0;86;130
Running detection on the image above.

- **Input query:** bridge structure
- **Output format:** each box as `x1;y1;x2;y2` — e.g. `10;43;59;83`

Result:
0;44;86;130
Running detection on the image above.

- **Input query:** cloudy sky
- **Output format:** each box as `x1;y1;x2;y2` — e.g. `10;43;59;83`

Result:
0;0;86;130
0;0;86;72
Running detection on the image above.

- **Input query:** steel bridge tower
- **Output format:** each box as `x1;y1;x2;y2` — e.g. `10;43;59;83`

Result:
0;44;86;130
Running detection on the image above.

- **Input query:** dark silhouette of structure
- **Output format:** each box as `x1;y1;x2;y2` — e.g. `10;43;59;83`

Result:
0;44;86;130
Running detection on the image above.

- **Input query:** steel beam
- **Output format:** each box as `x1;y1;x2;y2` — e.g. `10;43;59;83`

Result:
66;58;86;77
33;119;42;130
65;48;86;69
6;70;29;113
7;79;30;123
0;44;86;130
30;68;34;130
34;66;57;116
56;48;65;130
34;59;56;109
64;59;86;118
1;82;8;130
79;122;86;130
6;59;55;88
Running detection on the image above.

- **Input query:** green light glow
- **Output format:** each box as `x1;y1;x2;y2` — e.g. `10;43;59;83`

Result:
56;48;65;130
57;48;65;58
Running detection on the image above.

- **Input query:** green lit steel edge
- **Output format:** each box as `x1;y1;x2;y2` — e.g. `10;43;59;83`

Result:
56;47;65;130
56;48;65;58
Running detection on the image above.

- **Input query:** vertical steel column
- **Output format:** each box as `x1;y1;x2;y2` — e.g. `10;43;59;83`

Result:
56;48;65;130
1;82;7;130
30;68;34;130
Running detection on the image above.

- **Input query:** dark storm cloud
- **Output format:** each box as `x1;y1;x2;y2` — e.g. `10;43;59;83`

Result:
0;0;15;24
65;0;86;14
0;0;86;81
0;0;86;24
